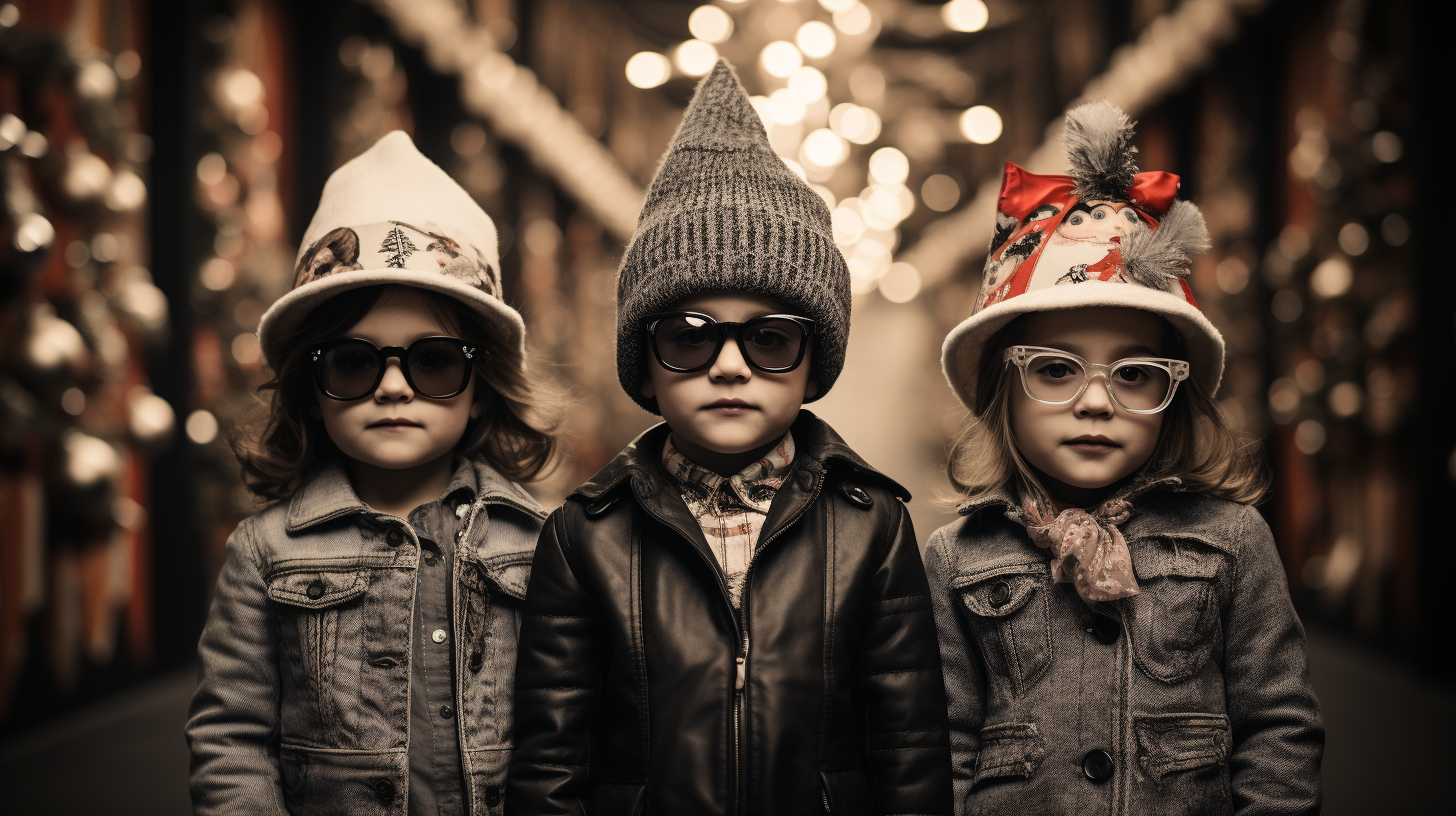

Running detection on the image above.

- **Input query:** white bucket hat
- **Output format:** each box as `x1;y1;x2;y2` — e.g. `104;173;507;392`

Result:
941;101;1224;409
257;131;523;367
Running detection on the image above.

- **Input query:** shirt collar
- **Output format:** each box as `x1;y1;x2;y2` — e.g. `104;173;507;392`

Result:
287;455;481;531
662;432;796;514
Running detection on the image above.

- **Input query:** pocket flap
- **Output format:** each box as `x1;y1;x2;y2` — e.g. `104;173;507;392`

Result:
476;554;532;601
972;722;1046;786
1129;539;1225;581
1133;713;1231;780
957;567;1044;618
266;568;368;609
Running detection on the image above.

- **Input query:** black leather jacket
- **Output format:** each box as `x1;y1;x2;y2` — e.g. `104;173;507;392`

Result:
507;412;952;816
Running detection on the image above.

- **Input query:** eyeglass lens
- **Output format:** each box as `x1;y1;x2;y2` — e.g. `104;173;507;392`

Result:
652;315;808;371
1024;353;1174;411
316;338;470;400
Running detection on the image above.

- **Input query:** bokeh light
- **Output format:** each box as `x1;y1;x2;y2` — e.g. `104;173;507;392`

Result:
625;52;671;88
959;105;1002;143
833;3;874;36
688;5;734;44
796;21;837;58
802;128;850;167
760;41;803;78
767;88;807;125
787;66;827;103
675;40;718;77
879;262;923;303
829;102;881;144
942;0;989;33
867;147;909;185
921;173;961;212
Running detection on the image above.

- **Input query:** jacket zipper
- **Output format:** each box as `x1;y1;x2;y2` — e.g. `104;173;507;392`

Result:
731;469;825;816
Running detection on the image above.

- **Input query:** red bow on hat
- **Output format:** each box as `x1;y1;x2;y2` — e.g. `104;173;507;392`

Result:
997;162;1181;220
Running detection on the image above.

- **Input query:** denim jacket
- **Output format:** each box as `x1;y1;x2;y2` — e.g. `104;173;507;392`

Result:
187;458;546;816
924;481;1323;816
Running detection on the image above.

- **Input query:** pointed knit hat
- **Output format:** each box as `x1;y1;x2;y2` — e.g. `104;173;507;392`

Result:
616;59;850;413
257;131;523;368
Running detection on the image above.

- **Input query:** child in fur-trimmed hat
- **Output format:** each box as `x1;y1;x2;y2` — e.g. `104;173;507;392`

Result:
927;102;1323;815
508;60;952;815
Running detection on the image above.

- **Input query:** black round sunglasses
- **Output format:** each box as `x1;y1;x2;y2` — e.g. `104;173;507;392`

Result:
643;312;816;373
311;336;476;401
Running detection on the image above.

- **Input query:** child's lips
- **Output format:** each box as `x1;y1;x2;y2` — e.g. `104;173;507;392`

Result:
1064;435;1120;452
704;399;756;414
368;418;423;429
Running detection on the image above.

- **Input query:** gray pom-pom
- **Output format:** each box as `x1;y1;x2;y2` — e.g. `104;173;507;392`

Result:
1121;200;1211;289
1065;101;1139;202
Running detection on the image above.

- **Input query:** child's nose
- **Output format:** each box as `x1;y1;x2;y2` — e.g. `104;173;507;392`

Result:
375;359;414;401
709;335;752;382
1073;375;1114;417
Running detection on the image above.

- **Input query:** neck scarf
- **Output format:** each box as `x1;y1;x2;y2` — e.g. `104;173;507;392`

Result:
1023;497;1139;605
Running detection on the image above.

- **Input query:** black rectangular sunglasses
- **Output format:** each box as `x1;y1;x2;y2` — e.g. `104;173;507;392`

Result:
311;336;476;401
643;312;815;373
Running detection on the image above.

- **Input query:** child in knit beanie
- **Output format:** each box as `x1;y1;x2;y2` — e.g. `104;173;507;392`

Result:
509;60;952;815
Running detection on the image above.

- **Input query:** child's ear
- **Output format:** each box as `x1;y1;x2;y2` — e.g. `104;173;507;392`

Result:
470;399;484;419
640;378;656;399
803;378;819;400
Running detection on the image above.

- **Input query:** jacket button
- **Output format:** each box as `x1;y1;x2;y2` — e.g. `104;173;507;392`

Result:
306;580;325;600
385;528;404;547
485;785;502;806
843;485;872;507
468;650;484;672
439;704;454;720
1092;616;1120;644
372;778;396;803
988;580;1011;607
1083;749;1114;782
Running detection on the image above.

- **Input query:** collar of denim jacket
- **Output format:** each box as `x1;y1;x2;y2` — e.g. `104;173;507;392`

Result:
956;476;1183;523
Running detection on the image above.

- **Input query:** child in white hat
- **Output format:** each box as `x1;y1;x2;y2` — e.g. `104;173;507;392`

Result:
928;103;1323;815
186;131;557;815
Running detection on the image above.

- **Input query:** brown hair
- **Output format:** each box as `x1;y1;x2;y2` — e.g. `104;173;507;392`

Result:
947;314;1268;506
233;285;561;503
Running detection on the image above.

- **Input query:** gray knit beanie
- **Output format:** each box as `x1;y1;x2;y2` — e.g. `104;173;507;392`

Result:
616;59;851;413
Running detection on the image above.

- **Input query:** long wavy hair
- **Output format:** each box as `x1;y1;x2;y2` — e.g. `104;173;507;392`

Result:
233;285;561;503
947;314;1269;506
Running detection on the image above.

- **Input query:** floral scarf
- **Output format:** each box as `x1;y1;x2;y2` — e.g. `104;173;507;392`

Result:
1022;496;1139;604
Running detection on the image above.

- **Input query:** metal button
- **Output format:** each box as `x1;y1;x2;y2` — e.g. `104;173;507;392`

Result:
385;528;404;547
306;580;325;600
843;484;872;507
439;704;454;720
372;778;396;803
431;628;447;643
422;551;437;565
484;785;502;806
1092;616;1121;644
1083;749;1114;782
988;580;1011;608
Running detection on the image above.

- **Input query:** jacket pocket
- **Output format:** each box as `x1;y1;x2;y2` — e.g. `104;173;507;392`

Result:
1125;541;1225;683
955;565;1051;696
819;767;871;815
587;782;646;816
464;744;511;816
1133;713;1231;780
278;743;406;816
266;566;372;740
970;722;1046;790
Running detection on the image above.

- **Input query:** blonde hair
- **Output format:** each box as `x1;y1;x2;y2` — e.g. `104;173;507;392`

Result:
947;315;1268;505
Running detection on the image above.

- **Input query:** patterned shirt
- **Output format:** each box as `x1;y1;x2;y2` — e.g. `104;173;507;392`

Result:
662;432;795;608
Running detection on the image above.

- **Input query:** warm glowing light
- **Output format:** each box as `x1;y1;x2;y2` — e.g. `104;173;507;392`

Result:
187;409;220;445
833;4;874;36
921;173;961;212
959;104;1002;143
787;66;827;103
781;157;808;182
829;103;881;144
625;52;671;88
942;0;989;33
867;147;909;185
675;40;718;76
818;0;856;11
1310;258;1353;299
879;262;922;303
767;88;807;125
862;185;909;229
760;41;803;78
796;21;837;58
802;128;850;167
688;5;734;43
832;201;866;246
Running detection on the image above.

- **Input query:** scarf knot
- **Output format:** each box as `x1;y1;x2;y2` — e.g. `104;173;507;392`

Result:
1023;498;1138;605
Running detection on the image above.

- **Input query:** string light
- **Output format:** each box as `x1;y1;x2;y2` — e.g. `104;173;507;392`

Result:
801;128;850;167
832;4;874;36
867;147;909;185
787;66;827;103
625;52;671;88
959;105;1002;143
796;21;837;58
829;102;881;144
688;5;734;44
760;41;803;78
942;0;989;33
675;40;718;77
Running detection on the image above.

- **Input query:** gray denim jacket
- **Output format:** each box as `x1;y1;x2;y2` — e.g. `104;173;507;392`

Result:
186;458;546;816
924;481;1323;816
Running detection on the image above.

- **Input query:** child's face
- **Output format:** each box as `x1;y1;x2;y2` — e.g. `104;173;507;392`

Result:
1009;307;1166;501
315;286;481;472
641;293;817;472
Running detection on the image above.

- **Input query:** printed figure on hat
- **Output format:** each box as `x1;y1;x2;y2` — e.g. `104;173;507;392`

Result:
295;218;499;297
931;102;1324;816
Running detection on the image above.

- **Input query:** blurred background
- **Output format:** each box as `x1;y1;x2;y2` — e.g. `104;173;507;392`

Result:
0;0;1448;812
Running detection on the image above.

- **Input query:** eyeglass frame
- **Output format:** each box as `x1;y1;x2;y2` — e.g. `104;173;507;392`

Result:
1002;344;1190;415
642;311;817;373
310;336;477;401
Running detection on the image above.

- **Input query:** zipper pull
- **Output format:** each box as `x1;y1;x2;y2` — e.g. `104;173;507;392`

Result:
735;656;746;690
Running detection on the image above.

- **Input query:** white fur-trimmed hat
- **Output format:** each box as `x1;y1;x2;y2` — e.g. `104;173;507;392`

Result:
941;101;1223;410
257;131;523;367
